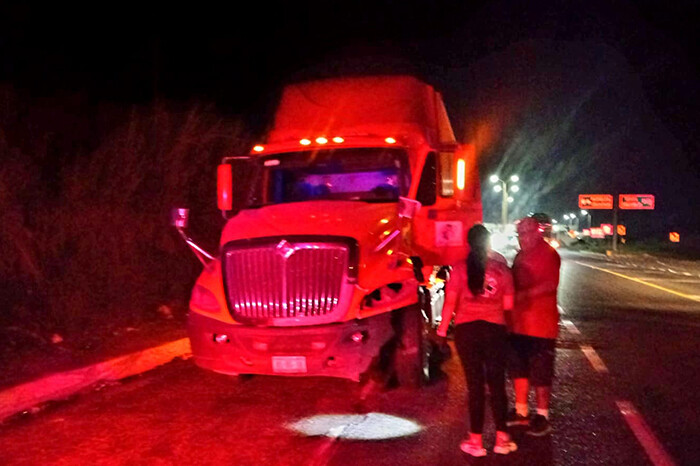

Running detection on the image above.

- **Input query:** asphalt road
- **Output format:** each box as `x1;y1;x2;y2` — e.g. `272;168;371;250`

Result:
1;250;698;465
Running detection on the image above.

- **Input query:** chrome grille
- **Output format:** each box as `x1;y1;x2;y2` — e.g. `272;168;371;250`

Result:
223;240;350;322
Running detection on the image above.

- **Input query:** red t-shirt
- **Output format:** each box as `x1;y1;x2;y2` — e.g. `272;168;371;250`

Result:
448;251;514;326
511;240;561;339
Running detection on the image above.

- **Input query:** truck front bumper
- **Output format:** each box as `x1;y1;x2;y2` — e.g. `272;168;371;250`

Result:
187;311;394;381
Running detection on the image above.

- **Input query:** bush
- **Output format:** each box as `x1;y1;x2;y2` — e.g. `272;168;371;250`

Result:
1;101;248;338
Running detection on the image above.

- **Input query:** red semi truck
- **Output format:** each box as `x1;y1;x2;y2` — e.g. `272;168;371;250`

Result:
174;75;482;386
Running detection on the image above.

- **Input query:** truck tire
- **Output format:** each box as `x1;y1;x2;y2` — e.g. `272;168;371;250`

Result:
395;305;431;388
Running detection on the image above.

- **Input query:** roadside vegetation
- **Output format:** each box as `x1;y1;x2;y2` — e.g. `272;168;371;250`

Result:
0;91;249;366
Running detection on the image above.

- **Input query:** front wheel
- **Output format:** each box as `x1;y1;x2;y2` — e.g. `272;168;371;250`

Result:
394;305;431;388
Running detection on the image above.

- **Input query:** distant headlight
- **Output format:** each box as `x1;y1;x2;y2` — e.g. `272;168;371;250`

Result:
546;238;560;249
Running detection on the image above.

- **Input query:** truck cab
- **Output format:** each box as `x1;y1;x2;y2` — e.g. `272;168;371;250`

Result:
179;75;482;385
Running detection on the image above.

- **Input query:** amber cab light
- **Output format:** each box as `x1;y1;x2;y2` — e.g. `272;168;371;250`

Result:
300;138;311;145
316;137;328;144
332;136;344;143
456;158;466;190
385;137;397;144
253;145;264;152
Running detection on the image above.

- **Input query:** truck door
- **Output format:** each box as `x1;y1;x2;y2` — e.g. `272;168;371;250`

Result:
410;145;482;266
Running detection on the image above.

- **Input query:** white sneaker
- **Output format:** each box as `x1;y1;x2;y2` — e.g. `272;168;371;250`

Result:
460;438;487;457
493;431;518;455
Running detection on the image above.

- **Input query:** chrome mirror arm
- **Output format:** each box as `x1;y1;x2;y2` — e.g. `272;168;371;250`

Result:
175;227;215;266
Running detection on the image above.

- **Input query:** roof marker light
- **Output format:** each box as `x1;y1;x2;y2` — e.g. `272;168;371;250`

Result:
300;138;311;146
385;137;397;144
253;145;264;152
316;137;328;144
332;136;344;143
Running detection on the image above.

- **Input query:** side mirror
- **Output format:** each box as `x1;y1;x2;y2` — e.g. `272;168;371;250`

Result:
398;197;421;219
170;207;190;229
217;164;233;211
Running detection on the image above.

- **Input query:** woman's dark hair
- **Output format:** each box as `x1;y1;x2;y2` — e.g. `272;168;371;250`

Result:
466;224;490;296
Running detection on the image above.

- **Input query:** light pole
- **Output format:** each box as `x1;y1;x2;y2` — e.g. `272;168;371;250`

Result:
580;209;591;229
569;212;579;231
490;174;519;230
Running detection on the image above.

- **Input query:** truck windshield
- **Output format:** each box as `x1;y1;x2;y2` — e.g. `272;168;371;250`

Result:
245;148;410;207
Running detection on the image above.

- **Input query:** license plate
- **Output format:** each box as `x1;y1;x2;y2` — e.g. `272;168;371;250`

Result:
272;356;307;374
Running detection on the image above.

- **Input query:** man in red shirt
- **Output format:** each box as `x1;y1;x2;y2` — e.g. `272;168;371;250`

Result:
507;216;561;436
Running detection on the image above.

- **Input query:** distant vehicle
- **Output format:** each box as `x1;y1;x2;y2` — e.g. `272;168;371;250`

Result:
172;75;483;387
529;212;560;248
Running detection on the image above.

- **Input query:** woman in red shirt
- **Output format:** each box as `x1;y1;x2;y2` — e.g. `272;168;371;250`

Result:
438;224;517;457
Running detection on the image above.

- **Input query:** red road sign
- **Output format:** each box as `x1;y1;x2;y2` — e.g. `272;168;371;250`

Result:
579;194;613;209
669;232;680;243
619;194;655;210
617;225;626;236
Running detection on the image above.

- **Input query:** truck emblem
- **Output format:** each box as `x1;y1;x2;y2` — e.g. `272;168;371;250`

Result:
276;239;296;259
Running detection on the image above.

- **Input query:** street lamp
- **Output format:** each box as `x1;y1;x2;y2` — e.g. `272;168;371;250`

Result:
580;209;591;229
569;212;579;231
490;174;519;229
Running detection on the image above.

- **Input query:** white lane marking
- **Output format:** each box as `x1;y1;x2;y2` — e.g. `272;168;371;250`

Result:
616;401;677;466
575;261;700;302
562;319;581;335
580;345;609;373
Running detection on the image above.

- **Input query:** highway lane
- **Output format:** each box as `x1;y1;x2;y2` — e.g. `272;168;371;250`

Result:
1;250;697;465
558;250;700;466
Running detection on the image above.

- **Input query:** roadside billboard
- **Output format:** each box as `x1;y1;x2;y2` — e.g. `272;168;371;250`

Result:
619;194;655;210
579;194;613;209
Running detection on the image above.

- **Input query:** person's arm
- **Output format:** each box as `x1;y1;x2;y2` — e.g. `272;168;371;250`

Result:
503;294;514;311
501;263;515;327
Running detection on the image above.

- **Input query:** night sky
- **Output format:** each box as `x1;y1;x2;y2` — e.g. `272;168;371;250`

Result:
1;1;698;236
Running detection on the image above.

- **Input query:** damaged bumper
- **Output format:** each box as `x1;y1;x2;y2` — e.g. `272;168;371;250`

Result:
187;311;393;381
